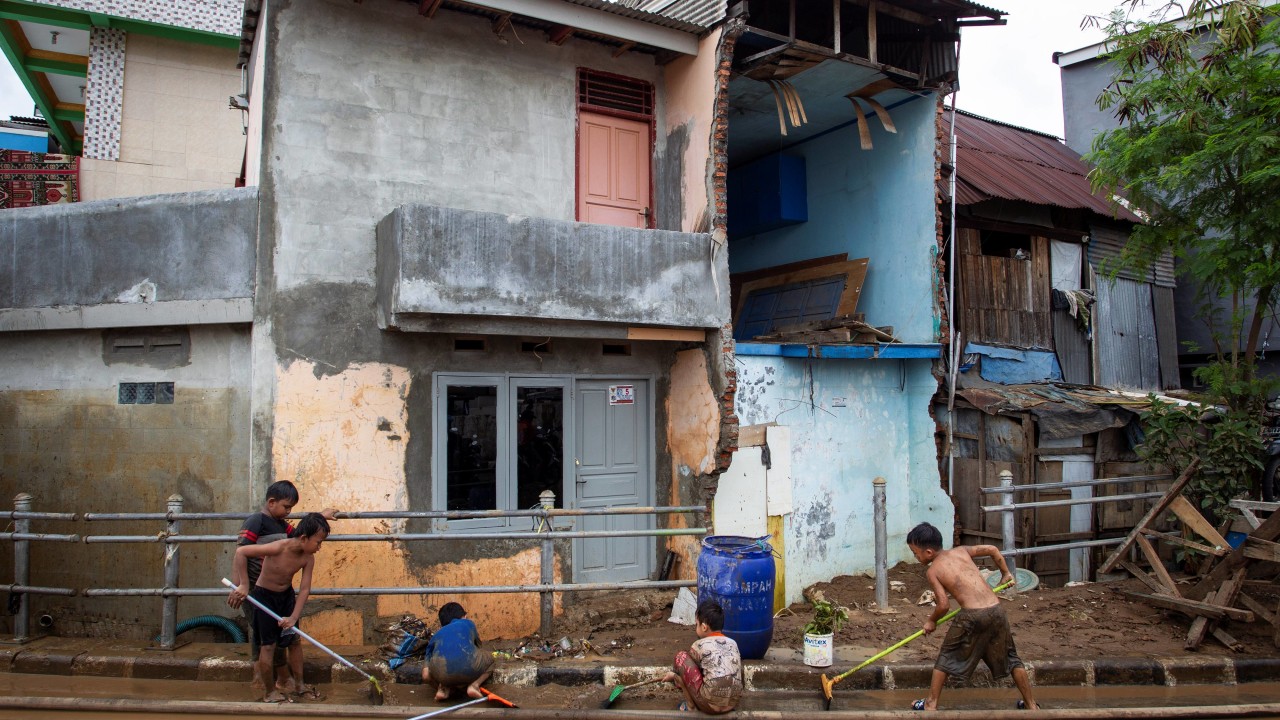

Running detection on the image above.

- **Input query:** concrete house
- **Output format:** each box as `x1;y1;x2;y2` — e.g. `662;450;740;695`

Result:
713;0;1005;603
1;0;737;642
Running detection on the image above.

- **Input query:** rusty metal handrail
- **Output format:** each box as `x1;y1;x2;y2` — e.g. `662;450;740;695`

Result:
5;493;708;647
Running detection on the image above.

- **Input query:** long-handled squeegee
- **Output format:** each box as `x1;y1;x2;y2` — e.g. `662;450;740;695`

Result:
820;580;1014;710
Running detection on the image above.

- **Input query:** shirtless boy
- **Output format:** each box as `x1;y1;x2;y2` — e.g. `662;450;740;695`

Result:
227;512;329;703
907;522;1038;712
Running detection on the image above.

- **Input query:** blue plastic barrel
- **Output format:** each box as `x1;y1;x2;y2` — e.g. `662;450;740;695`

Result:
696;535;775;659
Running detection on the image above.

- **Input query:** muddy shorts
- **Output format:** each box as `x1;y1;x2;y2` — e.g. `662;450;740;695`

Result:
674;650;741;711
935;604;1024;681
250;586;299;650
426;651;494;688
244;605;288;668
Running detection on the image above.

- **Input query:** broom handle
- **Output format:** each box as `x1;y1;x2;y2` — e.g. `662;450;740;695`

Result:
221;578;374;682
408;696;487;720
831;580;1014;685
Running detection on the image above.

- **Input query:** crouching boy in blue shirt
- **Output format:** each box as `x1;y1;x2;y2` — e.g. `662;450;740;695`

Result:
422;602;493;701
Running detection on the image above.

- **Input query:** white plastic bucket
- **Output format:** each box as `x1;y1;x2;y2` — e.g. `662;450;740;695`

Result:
803;632;833;667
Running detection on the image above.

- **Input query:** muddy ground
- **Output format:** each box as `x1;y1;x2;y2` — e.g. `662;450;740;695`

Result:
493;562;1280;668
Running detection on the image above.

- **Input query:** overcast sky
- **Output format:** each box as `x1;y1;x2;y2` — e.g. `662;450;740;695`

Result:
0;1;1128;139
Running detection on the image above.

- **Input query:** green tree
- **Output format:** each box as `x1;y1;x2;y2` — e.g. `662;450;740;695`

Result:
1086;0;1280;411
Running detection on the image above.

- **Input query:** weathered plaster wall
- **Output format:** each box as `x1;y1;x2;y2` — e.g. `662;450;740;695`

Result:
80;36;243;201
662;28;724;232
265;0;669;292
0;324;251;638
726;97;941;343
732;355;949;592
255;0;729;639
665;348;720;576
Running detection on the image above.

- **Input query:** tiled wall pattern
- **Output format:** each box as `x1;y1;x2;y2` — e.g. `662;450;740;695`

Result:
37;0;242;36
83;28;125;161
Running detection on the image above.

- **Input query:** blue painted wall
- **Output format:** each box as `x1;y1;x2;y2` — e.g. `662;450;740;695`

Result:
734;354;951;595
0;130;48;153
728;97;941;343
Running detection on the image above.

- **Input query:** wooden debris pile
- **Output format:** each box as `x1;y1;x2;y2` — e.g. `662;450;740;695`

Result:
1100;458;1280;650
752;313;900;345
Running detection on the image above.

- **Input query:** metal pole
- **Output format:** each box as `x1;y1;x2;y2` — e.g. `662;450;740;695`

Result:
13;493;31;642
158;494;183;649
538;490;555;638
872;477;888;610
999;470;1017;585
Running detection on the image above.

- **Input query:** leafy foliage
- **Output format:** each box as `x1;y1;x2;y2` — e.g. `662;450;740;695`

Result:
803;598;849;636
1136;396;1262;518
1085;1;1280;410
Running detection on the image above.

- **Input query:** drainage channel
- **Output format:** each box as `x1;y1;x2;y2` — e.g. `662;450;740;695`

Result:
2;674;1279;719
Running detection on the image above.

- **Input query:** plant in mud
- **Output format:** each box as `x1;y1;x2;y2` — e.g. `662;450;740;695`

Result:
1136;396;1261;522
803;597;849;636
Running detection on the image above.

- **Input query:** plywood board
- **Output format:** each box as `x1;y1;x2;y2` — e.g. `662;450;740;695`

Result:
734;259;869;327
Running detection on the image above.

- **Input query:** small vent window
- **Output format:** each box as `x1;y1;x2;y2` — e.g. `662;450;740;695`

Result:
577;69;653;117
602;343;632;356
119;382;174;405
454;337;488;352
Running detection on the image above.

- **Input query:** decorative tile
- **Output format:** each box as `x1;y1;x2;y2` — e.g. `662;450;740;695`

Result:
83;27;125;161
38;1;243;37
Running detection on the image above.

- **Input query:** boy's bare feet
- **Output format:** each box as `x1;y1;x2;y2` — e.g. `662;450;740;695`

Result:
434;687;450;701
290;683;323;701
263;689;291;703
466;684;484;700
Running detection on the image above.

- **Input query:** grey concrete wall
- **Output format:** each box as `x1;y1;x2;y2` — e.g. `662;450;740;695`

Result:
265;0;674;294
377;204;726;331
0;324;252;639
1059;56;1117;156
0;187;257;311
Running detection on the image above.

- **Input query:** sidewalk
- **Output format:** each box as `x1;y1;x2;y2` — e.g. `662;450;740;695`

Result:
2;635;1278;691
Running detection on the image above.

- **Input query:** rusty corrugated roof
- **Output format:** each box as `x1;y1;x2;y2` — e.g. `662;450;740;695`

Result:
948;109;1141;223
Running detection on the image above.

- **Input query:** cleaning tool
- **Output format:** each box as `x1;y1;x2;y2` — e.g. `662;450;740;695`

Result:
221;578;384;705
820;581;1014;710
602;676;666;708
408;688;518;719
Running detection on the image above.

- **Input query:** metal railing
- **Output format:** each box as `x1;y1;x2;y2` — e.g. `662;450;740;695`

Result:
980;470;1173;579
4;492;706;648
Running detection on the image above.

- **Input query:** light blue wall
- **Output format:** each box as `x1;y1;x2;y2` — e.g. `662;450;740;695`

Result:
734;354;951;594
0;131;47;153
728;97;941;343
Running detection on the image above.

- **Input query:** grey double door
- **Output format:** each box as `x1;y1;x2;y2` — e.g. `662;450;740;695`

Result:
435;374;651;583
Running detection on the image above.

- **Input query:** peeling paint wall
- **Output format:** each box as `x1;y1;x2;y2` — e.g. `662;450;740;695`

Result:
662;28;724;232
732;355;948;594
665;348;721;577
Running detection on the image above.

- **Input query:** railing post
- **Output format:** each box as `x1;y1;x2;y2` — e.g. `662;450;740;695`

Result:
1000;470;1018;589
538;489;556;638
158;494;183;650
872;477;888;610
13;493;32;643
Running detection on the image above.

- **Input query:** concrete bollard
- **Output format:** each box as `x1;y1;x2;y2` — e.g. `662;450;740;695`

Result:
873;478;888;611
538;489;556;638
1000;470;1018;587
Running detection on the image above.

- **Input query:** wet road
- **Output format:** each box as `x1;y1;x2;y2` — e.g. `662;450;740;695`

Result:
1;673;1279;718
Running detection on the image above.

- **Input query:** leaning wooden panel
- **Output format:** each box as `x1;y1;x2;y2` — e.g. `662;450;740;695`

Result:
733;258;868;326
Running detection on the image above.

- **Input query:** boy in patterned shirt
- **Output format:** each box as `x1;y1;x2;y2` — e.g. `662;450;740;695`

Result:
663;599;743;714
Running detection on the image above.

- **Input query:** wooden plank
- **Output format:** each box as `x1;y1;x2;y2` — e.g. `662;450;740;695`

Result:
1188;510;1280;601
1238;593;1277;626
1141;529;1228;558
1098;459;1200;574
1211;627;1244;652
1121;590;1253;621
737;423;773;448
626;327;704;342
1187;568;1248;650
1168;495;1231;549
1244;536;1280;563
1135;534;1181;596
866;0;877;63
1118;559;1171;595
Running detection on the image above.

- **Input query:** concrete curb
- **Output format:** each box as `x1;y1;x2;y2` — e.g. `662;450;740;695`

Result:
3;640;1278;689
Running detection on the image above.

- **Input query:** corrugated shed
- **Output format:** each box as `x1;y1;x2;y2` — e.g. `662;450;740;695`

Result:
562;0;713;31
621;0;725;28
1088;225;1176;288
949;109;1142;223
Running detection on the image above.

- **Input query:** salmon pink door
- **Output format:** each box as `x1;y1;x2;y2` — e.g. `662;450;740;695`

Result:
577;110;650;228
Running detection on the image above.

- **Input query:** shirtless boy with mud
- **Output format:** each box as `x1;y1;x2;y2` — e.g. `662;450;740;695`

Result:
227;512;329;703
907;522;1038;712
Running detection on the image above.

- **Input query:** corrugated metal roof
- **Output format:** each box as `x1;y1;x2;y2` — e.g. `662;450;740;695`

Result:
619;0;725;28
1089;225;1176;288
562;0;715;32
949;109;1142;223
